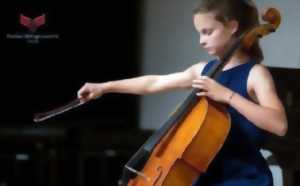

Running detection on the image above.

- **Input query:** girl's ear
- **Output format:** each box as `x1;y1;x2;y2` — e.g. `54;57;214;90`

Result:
227;20;239;35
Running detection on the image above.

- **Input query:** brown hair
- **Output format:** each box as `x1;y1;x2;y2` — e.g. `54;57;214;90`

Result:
193;0;263;63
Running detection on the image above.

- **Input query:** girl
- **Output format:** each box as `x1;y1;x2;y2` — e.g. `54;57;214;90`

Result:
77;0;287;185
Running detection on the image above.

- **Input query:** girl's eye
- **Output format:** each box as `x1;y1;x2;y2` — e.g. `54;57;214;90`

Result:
206;29;213;35
202;29;213;36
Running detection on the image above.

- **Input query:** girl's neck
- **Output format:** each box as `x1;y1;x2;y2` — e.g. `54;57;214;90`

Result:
219;50;250;71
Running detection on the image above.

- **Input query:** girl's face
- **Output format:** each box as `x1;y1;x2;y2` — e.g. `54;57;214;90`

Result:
193;12;237;57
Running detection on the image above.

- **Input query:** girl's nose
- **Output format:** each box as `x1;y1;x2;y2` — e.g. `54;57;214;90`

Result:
199;37;206;47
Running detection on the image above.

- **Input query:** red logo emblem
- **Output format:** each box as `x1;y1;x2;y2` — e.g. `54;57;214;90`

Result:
20;14;46;32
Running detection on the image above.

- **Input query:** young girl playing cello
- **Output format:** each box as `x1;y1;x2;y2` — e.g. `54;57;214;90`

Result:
78;0;287;185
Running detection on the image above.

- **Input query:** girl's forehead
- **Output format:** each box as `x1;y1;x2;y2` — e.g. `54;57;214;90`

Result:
194;12;223;29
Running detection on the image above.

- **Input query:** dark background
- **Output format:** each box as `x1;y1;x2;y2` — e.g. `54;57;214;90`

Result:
0;1;149;186
0;0;142;127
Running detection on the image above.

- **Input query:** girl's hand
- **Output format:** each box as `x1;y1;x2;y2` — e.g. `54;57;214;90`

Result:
192;76;234;104
77;83;107;102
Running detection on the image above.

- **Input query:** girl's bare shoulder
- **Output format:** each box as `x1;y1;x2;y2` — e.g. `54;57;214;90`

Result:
186;61;208;78
248;64;275;90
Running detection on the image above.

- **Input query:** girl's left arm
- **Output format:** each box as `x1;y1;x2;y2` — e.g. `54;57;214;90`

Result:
228;65;288;136
193;65;288;136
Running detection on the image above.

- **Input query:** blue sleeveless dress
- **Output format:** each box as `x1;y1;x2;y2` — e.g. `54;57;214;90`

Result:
192;59;273;186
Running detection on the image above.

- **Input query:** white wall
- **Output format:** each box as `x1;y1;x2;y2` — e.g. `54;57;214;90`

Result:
257;0;300;69
139;0;207;130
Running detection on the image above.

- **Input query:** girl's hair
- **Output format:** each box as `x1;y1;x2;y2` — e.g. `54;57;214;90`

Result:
193;0;263;63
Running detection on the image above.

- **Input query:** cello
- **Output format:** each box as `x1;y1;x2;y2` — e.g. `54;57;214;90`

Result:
118;7;281;186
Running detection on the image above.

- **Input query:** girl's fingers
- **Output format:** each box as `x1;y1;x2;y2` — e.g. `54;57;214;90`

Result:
196;92;207;97
192;84;204;89
193;79;204;83
78;89;87;98
193;76;211;84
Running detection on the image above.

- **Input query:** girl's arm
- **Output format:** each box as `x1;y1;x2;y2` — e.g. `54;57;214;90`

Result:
78;62;206;101
193;64;288;136
231;64;288;136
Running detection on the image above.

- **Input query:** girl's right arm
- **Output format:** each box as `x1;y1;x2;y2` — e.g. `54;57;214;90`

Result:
77;62;205;102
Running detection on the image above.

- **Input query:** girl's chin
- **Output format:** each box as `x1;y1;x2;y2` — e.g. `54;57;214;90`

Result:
207;50;217;55
207;50;221;57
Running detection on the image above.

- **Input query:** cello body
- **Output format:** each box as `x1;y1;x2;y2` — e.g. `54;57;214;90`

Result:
128;98;230;186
